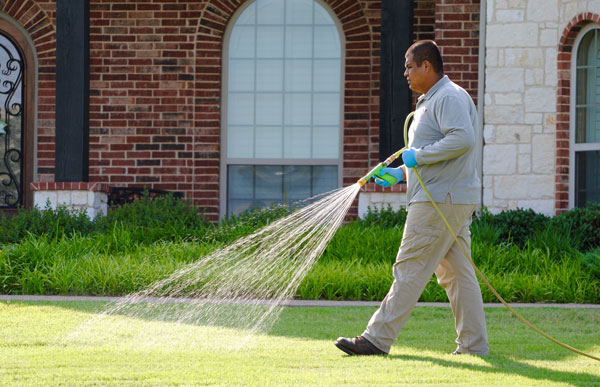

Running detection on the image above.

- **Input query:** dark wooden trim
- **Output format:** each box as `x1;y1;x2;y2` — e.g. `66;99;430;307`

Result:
379;0;413;163
55;0;89;182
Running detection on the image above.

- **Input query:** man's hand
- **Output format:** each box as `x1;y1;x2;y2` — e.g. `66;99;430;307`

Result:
374;167;405;187
402;148;418;168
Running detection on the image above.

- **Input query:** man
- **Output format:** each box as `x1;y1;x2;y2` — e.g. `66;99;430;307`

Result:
335;40;489;356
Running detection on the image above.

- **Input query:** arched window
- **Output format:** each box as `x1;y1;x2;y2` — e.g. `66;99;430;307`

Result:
221;0;343;216
571;25;600;207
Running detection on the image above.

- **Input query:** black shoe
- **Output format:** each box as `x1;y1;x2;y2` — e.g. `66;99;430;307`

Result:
335;336;387;356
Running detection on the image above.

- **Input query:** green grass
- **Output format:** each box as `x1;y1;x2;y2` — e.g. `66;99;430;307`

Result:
1;300;599;386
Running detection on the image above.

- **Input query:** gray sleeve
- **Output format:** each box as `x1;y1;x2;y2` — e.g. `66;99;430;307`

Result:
414;95;475;165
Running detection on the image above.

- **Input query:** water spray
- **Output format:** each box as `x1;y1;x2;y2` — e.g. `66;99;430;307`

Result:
358;112;600;362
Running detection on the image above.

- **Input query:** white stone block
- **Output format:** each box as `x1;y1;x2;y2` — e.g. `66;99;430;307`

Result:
524;113;543;124
487;23;539;47
494;175;553;199
525;69;543;85
486;49;498;67
483;144;517;174
34;191;57;210
526;0;558;21
483;187;494;207
516;199;554;216
495;93;523;105
518;153;531;173
72;191;88;206
507;0;526;8
518;143;531;154
525;87;555;112
486;68;524;92
496;9;524;21
57;191;71;206
484;125;495;143
495;125;531;143
485;104;524;124
86;207;98;220
545;48;558;86
504;48;543;67
483;175;493;188
532;134;555;174
540;29;557;46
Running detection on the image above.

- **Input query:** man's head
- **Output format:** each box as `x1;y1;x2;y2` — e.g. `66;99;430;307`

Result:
404;40;444;94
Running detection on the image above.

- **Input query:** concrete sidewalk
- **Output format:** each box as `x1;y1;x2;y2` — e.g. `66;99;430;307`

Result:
1;295;599;309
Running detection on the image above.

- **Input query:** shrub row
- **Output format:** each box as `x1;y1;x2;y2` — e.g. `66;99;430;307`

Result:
0;199;598;302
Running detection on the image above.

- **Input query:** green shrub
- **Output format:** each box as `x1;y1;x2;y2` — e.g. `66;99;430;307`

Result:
550;202;600;252
487;207;549;247
359;205;407;229
95;193;211;243
0;203;94;244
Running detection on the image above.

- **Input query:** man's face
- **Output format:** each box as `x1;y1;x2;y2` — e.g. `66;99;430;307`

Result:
403;52;427;94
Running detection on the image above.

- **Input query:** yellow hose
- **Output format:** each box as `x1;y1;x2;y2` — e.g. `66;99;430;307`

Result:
381;112;600;361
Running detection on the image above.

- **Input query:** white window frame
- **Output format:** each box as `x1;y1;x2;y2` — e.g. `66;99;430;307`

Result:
569;23;600;208
219;0;345;218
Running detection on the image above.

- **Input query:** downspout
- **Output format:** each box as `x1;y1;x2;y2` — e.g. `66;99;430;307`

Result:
477;0;487;206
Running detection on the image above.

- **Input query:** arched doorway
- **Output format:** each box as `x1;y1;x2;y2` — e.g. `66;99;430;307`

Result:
0;19;35;217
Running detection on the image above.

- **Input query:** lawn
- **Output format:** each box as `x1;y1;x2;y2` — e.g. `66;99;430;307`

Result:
1;301;599;386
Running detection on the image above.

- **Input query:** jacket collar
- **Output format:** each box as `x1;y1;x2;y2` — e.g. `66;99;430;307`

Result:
417;75;449;103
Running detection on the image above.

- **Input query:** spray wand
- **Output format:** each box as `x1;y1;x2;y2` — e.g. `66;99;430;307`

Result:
356;111;600;362
357;112;413;188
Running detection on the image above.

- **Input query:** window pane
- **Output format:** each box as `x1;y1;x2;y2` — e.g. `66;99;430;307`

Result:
312;126;338;158
229;26;255;58
575;151;600;207
256;165;283;200
577;29;594;65
284;126;311;158
229;165;254;199
257;26;284;58
284;93;312;125
575;68;588;106
575;106;587;143
312;165;338;194
314;26;340;58
227;165;339;215
285;59;312;91
255;126;283;158
285;26;312;58
236;2;256;25
257;59;283;91
314;2;335;25
229;59;255;92
313;93;339;125
257;0;284;25
286;0;313;24
284;166;311;200
256;93;282;125
313;59;340;92
228;126;254;158
228;93;254;125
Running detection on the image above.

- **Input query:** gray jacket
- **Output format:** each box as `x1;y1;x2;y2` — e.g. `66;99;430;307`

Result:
406;75;481;205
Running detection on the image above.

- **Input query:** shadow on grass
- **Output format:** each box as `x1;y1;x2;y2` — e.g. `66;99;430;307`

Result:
386;353;600;387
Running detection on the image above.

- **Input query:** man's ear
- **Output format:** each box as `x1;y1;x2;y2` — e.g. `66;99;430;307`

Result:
421;60;432;72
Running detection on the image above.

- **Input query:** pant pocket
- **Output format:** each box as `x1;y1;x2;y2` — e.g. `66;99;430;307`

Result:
396;224;442;263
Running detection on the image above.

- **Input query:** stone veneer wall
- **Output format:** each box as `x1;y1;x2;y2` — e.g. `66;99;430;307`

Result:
30;182;109;220
483;0;599;215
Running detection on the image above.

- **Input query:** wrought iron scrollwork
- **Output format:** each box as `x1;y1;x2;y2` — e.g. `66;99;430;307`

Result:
0;38;24;208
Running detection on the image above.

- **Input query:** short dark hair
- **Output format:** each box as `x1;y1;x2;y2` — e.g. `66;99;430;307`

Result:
406;40;444;74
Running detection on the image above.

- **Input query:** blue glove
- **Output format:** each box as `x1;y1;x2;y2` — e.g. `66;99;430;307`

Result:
402;148;418;168
374;167;405;187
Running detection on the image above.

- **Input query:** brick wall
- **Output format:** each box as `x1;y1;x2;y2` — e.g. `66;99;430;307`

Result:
8;0;482;221
88;1;199;206
435;0;480;105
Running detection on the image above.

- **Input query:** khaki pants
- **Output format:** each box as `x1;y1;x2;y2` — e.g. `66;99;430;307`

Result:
362;196;489;355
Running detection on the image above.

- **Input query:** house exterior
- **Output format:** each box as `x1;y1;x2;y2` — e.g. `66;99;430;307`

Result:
0;0;597;221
